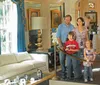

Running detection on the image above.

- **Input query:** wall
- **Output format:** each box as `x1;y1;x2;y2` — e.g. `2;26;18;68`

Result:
64;0;78;27
24;0;64;50
78;0;100;26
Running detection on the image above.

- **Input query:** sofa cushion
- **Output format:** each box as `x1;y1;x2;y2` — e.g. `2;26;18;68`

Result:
0;63;33;80
0;54;17;66
30;54;48;62
21;60;46;68
32;61;46;68
15;52;32;62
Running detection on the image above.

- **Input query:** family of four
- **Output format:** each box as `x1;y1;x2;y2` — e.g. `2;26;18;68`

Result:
56;15;96;82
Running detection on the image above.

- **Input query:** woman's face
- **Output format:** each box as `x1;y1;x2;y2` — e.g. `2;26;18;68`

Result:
77;19;83;26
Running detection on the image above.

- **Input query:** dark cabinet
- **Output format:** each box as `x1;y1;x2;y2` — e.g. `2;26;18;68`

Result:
28;30;38;52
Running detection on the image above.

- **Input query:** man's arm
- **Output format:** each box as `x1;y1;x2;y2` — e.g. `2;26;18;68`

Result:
57;38;64;50
57;38;63;47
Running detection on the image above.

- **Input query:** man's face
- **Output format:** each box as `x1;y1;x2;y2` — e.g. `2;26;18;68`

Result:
65;17;71;25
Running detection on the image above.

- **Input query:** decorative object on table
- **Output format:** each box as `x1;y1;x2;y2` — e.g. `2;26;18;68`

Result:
11;76;20;85
30;77;35;84
31;17;47;50
37;69;43;79
19;78;26;85
24;74;28;81
4;79;11;85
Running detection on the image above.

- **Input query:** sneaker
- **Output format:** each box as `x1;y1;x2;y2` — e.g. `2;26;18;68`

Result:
90;78;93;81
84;79;88;82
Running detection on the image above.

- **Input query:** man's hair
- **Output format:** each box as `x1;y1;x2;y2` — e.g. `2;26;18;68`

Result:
64;14;72;21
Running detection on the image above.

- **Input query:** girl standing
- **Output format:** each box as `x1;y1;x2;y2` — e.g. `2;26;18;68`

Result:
83;40;96;82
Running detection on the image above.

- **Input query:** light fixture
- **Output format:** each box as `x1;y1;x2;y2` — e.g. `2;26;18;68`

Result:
88;2;95;8
31;17;47;50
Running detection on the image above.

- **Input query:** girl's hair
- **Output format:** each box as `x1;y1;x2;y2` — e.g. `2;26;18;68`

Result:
85;40;93;48
77;17;85;26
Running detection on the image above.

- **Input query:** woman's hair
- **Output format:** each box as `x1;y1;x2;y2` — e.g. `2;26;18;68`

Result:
85;40;93;48
77;17;85;26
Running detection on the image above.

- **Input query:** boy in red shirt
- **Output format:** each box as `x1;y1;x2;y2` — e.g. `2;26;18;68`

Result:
64;31;80;80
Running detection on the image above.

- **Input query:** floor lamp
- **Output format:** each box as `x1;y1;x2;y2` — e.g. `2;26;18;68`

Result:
31;17;47;50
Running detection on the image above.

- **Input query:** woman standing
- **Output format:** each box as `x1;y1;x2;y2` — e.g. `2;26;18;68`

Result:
73;17;89;80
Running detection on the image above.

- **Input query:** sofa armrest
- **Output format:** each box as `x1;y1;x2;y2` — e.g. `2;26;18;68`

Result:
30;53;49;71
30;54;48;62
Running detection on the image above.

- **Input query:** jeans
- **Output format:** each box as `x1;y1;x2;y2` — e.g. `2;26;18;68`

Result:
77;48;84;77
59;51;66;78
66;53;80;78
84;66;93;79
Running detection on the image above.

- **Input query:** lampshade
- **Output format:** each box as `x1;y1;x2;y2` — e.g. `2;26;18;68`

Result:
31;17;47;30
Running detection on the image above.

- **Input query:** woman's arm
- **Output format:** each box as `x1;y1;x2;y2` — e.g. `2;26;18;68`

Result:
86;31;89;40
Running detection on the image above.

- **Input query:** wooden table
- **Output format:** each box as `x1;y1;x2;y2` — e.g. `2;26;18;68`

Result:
27;72;56;85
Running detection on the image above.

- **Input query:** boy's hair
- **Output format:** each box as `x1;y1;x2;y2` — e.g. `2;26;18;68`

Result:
85;40;93;48
68;31;75;40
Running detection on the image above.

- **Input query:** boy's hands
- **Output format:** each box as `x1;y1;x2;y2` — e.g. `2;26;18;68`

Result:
65;47;69;51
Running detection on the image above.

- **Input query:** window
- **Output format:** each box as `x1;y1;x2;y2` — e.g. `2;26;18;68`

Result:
0;0;17;54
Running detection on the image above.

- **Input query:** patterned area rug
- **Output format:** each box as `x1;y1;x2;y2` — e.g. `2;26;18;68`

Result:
49;80;98;85
51;55;100;85
56;69;100;84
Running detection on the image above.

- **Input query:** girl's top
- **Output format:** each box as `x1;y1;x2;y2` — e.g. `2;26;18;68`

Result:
83;48;96;67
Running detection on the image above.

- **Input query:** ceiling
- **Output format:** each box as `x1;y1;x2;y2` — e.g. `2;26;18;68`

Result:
25;0;64;3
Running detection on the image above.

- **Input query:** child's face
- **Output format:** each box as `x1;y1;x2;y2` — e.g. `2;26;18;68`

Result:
86;41;90;48
68;34;73;40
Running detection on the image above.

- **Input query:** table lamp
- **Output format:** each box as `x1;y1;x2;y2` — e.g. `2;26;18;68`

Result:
31;17;47;50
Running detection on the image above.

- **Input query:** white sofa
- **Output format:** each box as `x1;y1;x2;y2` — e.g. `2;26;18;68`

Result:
0;52;49;81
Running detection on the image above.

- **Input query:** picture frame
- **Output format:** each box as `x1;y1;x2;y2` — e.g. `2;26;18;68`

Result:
51;10;61;28
85;12;97;24
63;3;65;17
27;8;40;30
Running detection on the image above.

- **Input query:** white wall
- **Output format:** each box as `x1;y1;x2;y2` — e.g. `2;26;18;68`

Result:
64;0;78;27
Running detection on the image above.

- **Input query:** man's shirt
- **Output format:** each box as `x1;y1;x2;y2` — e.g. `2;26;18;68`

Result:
56;23;74;43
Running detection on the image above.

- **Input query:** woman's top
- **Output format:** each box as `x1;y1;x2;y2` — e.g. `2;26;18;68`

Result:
73;27;88;48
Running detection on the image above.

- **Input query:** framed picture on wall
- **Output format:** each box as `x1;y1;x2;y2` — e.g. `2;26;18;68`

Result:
27;8;40;30
85;12;97;24
51;10;61;28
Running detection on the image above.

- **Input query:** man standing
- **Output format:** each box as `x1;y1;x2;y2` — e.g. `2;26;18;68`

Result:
56;15;74;79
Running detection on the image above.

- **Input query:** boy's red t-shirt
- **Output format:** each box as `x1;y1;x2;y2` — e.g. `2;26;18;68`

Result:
64;40;79;54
